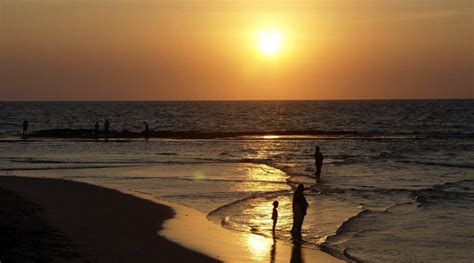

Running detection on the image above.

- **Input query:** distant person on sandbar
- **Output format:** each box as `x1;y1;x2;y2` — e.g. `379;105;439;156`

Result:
22;120;29;136
94;121;100;136
143;121;150;139
314;146;324;184
104;120;110;138
291;184;308;239
271;200;279;234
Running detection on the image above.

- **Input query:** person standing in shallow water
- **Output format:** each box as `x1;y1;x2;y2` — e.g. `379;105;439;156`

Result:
143;121;150;140
104;120;110;138
314;146;324;184
22;120;29;136
94;121;100;136
291;184;308;238
271;200;279;234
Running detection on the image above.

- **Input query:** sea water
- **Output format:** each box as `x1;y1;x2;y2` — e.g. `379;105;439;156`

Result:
0;100;473;262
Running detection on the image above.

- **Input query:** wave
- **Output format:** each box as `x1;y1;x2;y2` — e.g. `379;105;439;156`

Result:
10;128;473;140
319;178;474;262
320;208;381;263
413;180;474;207
25;129;358;139
8;159;178;165
0;164;142;172
400;160;474;169
207;189;291;218
319;179;474;208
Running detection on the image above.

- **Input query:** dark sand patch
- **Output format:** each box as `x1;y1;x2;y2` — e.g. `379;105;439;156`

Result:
0;176;218;263
0;187;79;262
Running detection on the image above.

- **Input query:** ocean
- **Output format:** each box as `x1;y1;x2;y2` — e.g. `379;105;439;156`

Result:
0;100;473;262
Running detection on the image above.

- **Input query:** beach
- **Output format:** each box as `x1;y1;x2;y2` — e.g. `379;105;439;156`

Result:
0;176;217;262
1;0;472;260
0;175;342;262
0;100;473;262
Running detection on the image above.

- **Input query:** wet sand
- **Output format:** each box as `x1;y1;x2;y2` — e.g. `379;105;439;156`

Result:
0;176;217;262
0;176;343;262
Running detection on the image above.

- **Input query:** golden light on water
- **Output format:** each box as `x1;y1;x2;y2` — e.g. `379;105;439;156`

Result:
244;164;287;183
245;234;272;258
262;135;280;139
192;170;206;180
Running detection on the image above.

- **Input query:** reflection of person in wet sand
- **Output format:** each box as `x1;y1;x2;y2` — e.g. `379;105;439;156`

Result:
314;146;324;184
270;236;276;263
290;242;304;263
291;184;308;239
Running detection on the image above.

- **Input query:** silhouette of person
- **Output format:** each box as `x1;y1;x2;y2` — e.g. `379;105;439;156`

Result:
104;120;110;138
272;200;279;234
291;184;308;239
94;121;100;135
22;120;29;136
143;121;150;139
314;146;324;183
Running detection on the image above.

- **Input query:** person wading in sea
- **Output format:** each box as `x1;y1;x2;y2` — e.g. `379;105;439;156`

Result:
291;184;308;239
22;120;29;136
314;146;324;184
143;121;150;140
104;120;110;138
94;121;100;137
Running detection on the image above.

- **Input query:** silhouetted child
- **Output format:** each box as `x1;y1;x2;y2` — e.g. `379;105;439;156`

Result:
272;200;279;233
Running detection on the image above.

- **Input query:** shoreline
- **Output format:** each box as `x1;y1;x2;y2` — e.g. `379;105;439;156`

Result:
0;176;217;262
125;189;344;263
0;175;344;262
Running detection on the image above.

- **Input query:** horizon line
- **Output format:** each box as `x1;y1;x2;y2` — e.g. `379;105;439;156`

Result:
1;98;473;103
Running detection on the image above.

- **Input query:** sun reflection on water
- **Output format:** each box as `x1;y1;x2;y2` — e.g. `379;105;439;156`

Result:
243;197;292;236
262;135;280;139
245;164;287;182
245;234;273;260
192;170;206;180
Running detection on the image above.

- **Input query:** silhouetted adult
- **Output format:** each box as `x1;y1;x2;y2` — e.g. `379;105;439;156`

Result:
291;184;308;238
22;120;29;136
94;121;100;135
314;146;324;183
143;121;150;139
104;120;110;138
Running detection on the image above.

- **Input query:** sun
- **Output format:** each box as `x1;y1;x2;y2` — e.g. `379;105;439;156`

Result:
258;30;282;56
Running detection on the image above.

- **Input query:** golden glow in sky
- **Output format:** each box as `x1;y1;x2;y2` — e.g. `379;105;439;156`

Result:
258;30;282;56
0;0;473;100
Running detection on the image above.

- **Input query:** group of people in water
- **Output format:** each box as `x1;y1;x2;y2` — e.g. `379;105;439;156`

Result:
94;120;111;137
272;145;324;240
22;119;147;139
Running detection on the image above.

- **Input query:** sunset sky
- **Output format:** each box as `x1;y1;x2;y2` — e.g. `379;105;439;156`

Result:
1;0;473;100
